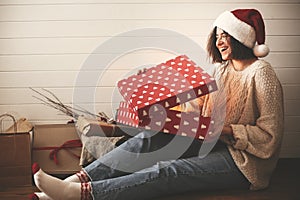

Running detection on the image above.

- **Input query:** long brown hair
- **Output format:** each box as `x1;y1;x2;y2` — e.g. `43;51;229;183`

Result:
206;27;257;63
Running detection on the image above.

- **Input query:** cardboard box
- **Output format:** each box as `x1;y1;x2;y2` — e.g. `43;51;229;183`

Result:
117;101;213;139
0;132;32;187
32;124;82;174
117;55;217;118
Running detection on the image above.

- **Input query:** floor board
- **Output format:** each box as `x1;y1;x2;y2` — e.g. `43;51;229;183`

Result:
0;158;299;200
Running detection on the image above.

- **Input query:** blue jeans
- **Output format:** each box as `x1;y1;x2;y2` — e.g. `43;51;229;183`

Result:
84;131;249;200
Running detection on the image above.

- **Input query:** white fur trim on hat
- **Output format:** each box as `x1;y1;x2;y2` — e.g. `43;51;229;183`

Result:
213;11;256;49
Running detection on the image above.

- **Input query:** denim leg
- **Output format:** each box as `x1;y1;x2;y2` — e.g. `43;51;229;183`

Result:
90;144;249;200
84;130;202;181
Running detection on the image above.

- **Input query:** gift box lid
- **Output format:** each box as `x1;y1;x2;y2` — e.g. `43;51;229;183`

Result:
117;55;217;118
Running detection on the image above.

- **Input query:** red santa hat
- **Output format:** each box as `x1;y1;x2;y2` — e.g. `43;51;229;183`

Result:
213;9;270;57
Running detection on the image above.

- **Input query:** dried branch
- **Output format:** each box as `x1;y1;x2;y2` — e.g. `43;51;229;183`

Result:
30;88;111;122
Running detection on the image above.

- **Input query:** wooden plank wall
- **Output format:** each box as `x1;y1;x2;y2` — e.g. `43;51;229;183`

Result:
0;0;299;157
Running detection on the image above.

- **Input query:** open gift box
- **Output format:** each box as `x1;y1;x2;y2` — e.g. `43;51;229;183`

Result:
117;101;213;139
116;55;217;138
117;55;217;118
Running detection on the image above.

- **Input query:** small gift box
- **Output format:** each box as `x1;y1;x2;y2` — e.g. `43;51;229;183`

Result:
117;55;217;119
32;124;82;175
117;101;213;139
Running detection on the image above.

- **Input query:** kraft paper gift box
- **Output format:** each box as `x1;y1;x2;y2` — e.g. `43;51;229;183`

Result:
32;124;82;175
117;55;217;118
117;101;213;139
116;55;217;138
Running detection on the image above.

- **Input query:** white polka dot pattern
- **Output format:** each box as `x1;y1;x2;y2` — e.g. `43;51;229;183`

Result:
117;55;217;118
117;101;139;128
117;101;214;139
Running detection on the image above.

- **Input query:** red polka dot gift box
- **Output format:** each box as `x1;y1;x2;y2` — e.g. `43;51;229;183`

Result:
116;55;217;138
117;100;214;139
117;55;217;118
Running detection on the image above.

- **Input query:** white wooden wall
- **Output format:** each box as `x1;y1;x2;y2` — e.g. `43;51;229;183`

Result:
0;0;299;157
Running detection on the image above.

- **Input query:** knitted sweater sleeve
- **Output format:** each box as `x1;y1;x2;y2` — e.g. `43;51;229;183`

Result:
230;64;284;159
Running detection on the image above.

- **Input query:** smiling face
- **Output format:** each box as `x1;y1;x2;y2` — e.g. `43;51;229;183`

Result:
216;27;232;61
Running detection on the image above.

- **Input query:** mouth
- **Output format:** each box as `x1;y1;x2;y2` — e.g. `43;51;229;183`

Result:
220;47;228;53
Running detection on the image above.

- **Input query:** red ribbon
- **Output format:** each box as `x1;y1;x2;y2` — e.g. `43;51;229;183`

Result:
33;139;82;165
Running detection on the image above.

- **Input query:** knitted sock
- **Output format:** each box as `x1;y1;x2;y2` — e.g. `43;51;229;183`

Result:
28;193;39;200
32;163;85;200
63;170;90;183
29;192;53;200
81;183;93;200
32;162;40;175
64;174;81;183
76;171;90;183
30;171;89;200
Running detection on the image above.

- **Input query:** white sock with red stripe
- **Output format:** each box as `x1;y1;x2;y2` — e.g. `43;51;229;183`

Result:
30;169;90;200
32;163;92;200
30;192;53;200
75;170;90;183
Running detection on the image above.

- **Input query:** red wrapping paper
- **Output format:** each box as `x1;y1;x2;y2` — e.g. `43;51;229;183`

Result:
117;55;217;119
117;101;213;139
117;101;139;128
116;55;217;139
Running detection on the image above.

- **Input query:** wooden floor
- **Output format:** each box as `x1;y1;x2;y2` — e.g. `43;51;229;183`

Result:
0;158;299;200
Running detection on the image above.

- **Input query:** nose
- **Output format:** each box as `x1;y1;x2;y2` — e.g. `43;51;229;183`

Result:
216;37;223;46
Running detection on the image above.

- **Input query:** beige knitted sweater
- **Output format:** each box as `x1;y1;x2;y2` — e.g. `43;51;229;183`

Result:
179;59;284;190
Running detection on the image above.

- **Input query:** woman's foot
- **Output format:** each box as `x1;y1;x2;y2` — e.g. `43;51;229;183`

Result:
28;193;39;200
29;192;53;200
64;170;90;183
32;163;84;200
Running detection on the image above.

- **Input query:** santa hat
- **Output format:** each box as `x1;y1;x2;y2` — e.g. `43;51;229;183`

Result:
213;9;270;57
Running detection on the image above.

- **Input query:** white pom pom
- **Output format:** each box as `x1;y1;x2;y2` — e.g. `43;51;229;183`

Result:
253;44;270;57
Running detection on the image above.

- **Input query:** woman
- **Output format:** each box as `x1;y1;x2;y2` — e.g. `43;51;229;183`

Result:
30;9;284;200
